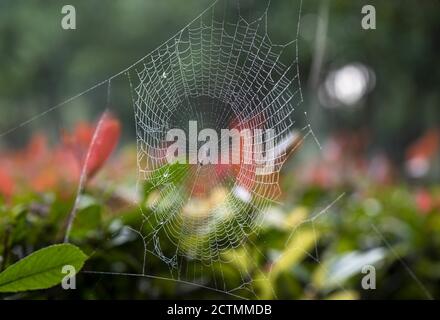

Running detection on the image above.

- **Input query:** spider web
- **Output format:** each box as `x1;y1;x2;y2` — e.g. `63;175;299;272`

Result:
124;0;321;298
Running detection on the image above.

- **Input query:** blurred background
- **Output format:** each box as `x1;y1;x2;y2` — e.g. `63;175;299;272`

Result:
0;0;439;299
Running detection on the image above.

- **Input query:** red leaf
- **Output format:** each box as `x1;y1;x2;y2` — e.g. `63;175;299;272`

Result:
83;112;121;179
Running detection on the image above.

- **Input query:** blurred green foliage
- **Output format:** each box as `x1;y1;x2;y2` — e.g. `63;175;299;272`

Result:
0;176;439;299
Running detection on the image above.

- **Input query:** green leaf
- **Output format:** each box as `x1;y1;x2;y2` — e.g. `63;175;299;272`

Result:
0;244;88;293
